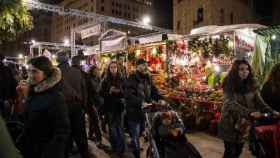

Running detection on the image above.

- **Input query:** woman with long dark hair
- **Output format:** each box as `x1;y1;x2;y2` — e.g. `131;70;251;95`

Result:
100;61;126;157
219;59;279;158
261;63;280;112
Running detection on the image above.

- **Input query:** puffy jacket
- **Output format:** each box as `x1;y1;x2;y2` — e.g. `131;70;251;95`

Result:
22;67;70;158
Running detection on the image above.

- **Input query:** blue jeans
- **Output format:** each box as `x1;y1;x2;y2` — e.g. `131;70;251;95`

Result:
127;121;141;152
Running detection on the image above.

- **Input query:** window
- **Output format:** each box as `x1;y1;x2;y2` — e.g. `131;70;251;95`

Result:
197;8;204;22
112;1;114;6
177;0;182;3
101;6;104;12
177;20;181;31
101;0;104;3
230;12;234;24
220;9;225;24
112;10;115;14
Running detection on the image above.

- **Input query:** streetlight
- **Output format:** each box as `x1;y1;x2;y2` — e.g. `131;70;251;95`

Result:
31;39;36;44
272;35;277;40
142;16;151;25
18;54;24;59
64;39;69;46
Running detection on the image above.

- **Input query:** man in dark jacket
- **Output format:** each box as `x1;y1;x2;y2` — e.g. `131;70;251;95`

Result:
57;53;89;158
125;59;162;158
0;55;17;119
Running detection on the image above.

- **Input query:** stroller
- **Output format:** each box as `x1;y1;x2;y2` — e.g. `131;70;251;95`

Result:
249;113;280;158
143;102;202;158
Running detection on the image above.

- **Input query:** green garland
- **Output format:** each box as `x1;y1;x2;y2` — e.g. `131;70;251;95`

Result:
188;36;231;58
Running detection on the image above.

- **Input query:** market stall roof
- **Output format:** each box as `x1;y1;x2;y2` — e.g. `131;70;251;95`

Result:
132;33;183;45
186;24;266;38
253;25;280;36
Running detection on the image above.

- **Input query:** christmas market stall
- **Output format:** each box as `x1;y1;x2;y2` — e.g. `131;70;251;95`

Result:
165;24;266;133
126;33;183;92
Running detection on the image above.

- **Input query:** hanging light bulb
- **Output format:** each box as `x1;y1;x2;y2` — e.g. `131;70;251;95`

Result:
136;50;141;56
214;64;221;73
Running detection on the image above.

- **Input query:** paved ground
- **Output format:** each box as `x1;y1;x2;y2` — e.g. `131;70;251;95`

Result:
71;132;254;158
187;132;253;158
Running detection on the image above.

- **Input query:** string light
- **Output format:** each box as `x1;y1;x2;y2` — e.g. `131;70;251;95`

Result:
214;64;221;73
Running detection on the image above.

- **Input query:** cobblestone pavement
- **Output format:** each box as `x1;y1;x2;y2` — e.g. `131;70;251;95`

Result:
71;132;254;158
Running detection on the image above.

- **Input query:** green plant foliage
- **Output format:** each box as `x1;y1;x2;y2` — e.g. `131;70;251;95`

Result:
0;0;33;43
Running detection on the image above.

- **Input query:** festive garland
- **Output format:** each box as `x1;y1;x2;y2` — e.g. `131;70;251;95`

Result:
188;35;232;58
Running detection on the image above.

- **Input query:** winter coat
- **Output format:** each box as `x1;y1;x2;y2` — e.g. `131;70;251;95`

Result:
22;67;70;158
219;85;274;143
84;73;103;111
58;63;87;107
124;71;161;122
0;64;17;101
100;74;125;121
261;80;280;112
0;115;22;158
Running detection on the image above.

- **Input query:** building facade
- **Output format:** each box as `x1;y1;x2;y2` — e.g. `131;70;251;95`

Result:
173;0;256;34
272;0;280;25
51;0;152;43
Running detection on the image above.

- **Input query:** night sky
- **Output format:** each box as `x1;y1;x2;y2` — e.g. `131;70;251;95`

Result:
151;0;173;29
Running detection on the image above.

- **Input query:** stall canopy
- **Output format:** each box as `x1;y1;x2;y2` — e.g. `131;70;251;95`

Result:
188;24;266;37
99;29;127;52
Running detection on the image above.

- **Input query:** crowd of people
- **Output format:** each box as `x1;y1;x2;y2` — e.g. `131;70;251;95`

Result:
0;53;167;158
0;52;280;158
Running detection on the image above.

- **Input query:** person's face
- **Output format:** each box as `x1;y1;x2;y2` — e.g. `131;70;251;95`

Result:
137;63;147;73
109;63;118;75
28;65;45;85
238;64;250;80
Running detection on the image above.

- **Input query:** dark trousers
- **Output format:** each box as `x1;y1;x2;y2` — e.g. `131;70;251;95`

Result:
66;105;89;158
107;113;126;154
127;121;141;158
223;141;244;158
88;106;102;142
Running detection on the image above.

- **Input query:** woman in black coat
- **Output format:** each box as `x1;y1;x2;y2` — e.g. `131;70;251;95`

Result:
261;63;280;112
100;61;126;156
18;56;70;158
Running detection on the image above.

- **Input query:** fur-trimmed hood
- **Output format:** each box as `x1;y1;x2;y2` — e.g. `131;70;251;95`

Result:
32;67;62;93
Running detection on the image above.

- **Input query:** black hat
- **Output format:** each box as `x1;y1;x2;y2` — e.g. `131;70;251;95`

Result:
136;58;147;65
